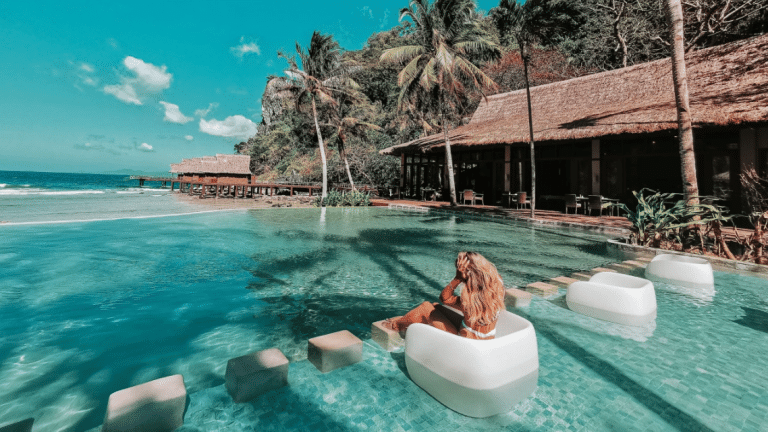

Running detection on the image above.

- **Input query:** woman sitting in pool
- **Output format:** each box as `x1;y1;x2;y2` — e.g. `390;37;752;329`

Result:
384;251;505;340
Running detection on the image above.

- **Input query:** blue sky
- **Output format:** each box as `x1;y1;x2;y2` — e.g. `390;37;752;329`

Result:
0;0;499;174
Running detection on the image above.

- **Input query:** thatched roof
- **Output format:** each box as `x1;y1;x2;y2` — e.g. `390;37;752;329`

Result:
170;154;251;175
382;34;768;156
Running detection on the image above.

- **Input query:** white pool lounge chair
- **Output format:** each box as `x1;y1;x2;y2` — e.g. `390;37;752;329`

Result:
644;253;715;290
566;272;657;326
404;310;539;418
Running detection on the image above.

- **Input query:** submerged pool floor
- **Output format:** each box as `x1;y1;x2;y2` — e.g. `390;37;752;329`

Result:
1;208;767;431
154;270;767;432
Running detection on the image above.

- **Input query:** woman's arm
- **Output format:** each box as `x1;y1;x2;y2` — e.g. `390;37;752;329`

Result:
439;277;463;308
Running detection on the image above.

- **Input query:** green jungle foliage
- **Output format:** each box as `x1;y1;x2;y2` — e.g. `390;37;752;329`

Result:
313;190;372;207
235;0;766;188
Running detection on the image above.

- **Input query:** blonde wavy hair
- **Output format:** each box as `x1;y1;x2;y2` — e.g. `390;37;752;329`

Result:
456;251;505;327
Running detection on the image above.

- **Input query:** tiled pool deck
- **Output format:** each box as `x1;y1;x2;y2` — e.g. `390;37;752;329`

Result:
145;264;768;432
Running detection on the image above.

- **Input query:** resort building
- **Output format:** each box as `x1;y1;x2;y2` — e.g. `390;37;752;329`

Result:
381;34;768;213
170;154;253;184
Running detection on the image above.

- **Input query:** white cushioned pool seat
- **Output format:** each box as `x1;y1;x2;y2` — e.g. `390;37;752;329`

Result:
567;272;656;326
644;253;715;290
404;310;538;418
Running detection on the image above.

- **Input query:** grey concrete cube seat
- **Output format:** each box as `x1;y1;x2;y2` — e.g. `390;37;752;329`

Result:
225;348;289;403
102;374;186;432
308;330;362;373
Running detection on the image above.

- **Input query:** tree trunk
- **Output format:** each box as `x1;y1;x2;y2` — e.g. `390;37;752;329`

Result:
340;142;356;191
311;97;328;204
522;45;536;218
441;100;458;206
667;0;700;205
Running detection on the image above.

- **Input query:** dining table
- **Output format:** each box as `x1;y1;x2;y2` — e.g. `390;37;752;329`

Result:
602;197;620;216
502;192;519;208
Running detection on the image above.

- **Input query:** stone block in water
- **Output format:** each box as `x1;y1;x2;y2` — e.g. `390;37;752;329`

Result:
371;320;404;351
102;374;186;432
505;287;532;307
225;348;289;403
308;330;362;373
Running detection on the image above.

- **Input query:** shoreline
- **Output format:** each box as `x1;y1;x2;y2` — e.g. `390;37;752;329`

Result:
0;193;318;226
172;193;316;210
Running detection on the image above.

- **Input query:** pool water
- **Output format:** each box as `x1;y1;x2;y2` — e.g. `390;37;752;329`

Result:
0;208;766;431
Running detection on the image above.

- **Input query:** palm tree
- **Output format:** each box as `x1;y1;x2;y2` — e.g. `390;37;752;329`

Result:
491;0;577;218
277;31;352;204
327;99;382;190
667;0;699;205
380;0;500;206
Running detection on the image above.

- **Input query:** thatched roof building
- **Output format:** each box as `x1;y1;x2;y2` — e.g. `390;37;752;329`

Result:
382;34;768;156
170;154;251;175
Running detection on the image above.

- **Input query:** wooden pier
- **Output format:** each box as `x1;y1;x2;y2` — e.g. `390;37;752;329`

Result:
177;180;323;199
132;175;380;200
130;176;175;187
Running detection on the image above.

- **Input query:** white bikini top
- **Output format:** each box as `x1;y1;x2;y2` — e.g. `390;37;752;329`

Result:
461;320;497;338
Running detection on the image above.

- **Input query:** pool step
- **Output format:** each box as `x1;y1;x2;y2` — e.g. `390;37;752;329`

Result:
634;256;654;263
607;263;635;273
548;276;578;288
569;273;592;281
525;281;560;297
589;267;617;275
622;260;647;268
505;287;532;307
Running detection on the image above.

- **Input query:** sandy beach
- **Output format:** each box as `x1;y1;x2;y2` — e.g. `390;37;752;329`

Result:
172;192;317;210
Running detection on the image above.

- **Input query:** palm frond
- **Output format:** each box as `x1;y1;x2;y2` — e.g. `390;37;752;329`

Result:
380;45;427;66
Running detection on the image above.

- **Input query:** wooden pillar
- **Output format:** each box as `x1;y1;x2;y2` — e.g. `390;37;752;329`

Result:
591;139;601;195
504;145;511;193
740;128;757;171
400;154;405;199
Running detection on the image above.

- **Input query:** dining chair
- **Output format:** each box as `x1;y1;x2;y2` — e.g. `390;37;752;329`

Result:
473;192;484;205
587;195;611;217
565;194;581;214
517;192;530;210
462;190;474;205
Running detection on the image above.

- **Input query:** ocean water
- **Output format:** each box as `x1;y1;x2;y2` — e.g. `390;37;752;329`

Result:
1;171;767;432
0;170;202;224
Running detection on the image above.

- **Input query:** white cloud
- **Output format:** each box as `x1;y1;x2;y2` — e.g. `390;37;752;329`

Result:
103;56;172;105
74;142;104;151
79;62;95;73
138;143;154;152
124;56;171;90
184;135;194;141
81;76;98;86
159;101;193;124
194;102;218;118
231;36;261;58
103;83;142;105
199;115;257;141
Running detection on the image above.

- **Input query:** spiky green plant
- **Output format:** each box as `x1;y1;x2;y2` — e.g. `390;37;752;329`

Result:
616;188;735;252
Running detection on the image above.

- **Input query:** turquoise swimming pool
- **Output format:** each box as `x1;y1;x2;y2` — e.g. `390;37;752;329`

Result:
0;207;766;431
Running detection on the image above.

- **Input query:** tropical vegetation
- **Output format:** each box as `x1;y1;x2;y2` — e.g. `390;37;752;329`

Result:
235;0;766;205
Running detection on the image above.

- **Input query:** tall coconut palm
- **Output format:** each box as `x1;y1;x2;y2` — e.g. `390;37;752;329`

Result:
381;0;500;206
277;31;352;204
667;0;699;205
327;99;382;190
491;0;577;218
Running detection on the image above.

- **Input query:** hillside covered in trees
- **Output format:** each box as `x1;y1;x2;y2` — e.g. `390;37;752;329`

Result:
235;0;767;188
